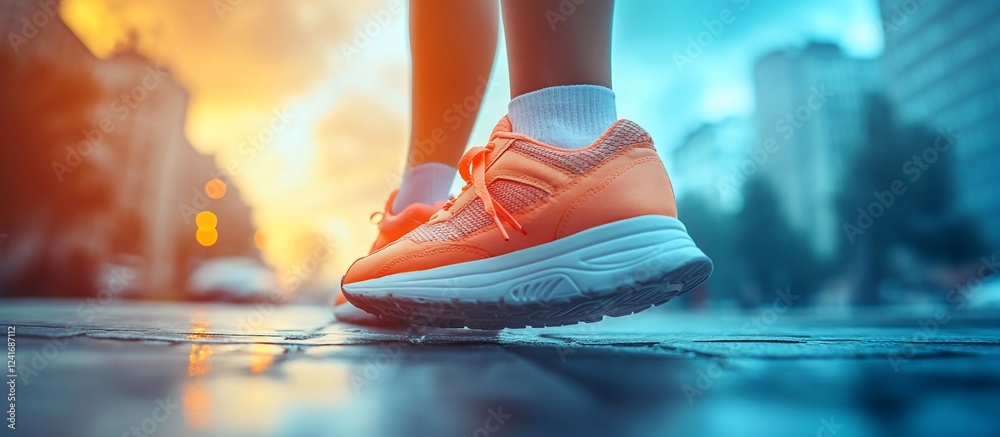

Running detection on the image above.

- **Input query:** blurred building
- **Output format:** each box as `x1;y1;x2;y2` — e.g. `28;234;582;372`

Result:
753;42;884;258
95;50;190;296
95;48;259;297
0;0;107;297
0;0;93;70
673;117;755;212
879;0;1000;249
1;1;258;298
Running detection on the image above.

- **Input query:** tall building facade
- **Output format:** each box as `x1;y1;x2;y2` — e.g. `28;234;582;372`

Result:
753;42;884;258
95;50;197;296
879;0;1000;248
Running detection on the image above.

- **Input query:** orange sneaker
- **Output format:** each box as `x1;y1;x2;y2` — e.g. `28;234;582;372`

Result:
341;117;712;329
332;190;444;325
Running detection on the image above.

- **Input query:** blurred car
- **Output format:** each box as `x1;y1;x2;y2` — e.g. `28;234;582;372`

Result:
187;257;277;303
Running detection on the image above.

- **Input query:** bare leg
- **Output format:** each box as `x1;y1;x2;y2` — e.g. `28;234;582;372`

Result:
340;1;499;320
408;0;499;166
501;0;613;98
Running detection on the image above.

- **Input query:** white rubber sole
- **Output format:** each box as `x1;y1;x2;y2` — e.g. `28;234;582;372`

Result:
343;215;713;329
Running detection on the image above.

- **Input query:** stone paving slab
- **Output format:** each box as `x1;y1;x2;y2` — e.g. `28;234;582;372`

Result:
2;299;999;437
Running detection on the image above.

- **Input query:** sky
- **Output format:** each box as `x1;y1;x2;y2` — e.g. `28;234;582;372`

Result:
60;0;885;291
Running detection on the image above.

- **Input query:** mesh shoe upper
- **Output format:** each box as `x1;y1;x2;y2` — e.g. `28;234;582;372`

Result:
344;116;677;284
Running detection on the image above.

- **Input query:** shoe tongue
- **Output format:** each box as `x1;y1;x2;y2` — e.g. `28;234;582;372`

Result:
491;116;513;136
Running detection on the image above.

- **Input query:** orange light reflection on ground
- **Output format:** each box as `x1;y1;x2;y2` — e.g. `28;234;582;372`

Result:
184;323;213;428
249;343;276;374
187;326;213;376
182;381;212;428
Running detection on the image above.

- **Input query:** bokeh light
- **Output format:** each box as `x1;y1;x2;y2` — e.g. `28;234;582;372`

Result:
195;211;218;229
196;228;218;247
205;179;226;200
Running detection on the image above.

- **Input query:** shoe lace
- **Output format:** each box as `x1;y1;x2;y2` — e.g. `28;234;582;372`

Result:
442;140;524;240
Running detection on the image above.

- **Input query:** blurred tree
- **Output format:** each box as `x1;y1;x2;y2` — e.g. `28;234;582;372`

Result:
735;176;824;306
0;53;108;297
676;194;740;307
835;95;987;304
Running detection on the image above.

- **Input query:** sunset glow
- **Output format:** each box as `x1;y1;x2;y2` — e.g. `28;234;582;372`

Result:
60;0;411;290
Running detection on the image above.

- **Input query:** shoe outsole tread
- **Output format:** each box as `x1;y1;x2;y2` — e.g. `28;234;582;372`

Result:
346;259;712;330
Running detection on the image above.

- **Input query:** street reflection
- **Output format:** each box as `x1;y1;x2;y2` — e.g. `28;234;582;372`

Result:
182;380;212;428
184;323;213;428
187;346;213;377
180;319;288;431
249;343;276;374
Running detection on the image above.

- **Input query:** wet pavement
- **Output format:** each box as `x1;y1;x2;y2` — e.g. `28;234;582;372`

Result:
2;299;999;437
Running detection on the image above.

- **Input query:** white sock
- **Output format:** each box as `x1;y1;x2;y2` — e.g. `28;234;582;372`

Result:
392;162;456;214
507;84;617;149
